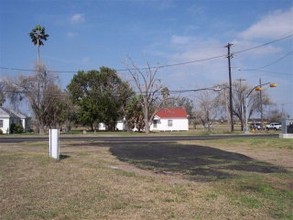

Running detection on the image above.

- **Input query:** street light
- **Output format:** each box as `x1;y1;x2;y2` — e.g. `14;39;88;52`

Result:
244;82;277;133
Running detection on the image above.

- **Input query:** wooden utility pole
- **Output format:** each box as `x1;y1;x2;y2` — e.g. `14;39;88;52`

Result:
259;78;263;130
225;43;234;132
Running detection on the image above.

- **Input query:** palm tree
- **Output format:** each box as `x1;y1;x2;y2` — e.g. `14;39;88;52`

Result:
29;25;49;134
29;25;49;63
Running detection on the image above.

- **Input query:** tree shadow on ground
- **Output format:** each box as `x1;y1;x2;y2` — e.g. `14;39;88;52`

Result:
109;142;287;182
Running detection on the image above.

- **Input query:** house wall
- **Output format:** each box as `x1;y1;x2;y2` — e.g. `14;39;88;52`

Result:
98;121;126;131
24;118;32;132
21;118;25;130
0;107;30;133
0;118;10;134
98;123;106;131
116;121;125;131
11;117;21;126
150;118;188;131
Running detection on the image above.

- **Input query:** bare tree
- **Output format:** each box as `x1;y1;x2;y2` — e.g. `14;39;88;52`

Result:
5;64;61;133
125;58;163;133
232;81;247;131
266;108;284;123
194;90;219;131
125;95;145;131
0;80;6;106
42;85;73;130
161;87;170;107
215;82;274;131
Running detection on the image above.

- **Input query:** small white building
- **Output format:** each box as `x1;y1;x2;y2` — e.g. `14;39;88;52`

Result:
0;107;30;134
0;107;10;134
116;120;126;131
98;123;107;131
150;107;189;132
97;121;126;131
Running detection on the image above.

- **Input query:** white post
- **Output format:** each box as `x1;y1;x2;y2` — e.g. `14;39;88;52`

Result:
49;129;60;160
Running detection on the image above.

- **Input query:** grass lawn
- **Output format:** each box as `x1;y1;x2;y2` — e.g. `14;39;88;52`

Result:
0;137;292;219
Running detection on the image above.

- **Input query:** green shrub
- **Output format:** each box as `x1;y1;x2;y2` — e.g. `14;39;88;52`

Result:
10;123;24;134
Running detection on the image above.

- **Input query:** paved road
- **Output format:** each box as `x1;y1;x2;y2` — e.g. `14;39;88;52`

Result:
0;134;278;144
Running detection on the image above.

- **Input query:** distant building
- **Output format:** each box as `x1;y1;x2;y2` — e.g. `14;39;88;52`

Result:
150;107;189;132
0;107;31;134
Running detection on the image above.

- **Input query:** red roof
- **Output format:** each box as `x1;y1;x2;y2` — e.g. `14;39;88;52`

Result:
155;107;188;118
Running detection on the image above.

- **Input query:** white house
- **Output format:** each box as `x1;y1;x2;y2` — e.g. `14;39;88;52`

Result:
116;120;126;131
96;120;126;131
150;107;189;132
0;107;30;134
0;107;10;134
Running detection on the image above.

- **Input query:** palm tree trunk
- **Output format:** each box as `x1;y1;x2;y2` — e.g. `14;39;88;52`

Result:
37;45;40;63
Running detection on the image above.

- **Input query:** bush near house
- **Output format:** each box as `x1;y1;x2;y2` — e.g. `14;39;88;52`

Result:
10;123;24;134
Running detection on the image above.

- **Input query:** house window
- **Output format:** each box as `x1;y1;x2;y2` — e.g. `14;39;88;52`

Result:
0;120;3;128
168;120;173;127
153;120;158;128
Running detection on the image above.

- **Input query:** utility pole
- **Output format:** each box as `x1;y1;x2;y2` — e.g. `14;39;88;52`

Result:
259;78;263;130
225;43;234;132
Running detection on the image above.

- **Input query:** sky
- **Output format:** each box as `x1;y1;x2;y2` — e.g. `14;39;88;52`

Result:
0;0;293;117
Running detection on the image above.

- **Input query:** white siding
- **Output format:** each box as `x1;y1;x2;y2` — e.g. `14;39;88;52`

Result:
116;121;125;131
150;118;188;131
0;118;10;134
98;123;106;131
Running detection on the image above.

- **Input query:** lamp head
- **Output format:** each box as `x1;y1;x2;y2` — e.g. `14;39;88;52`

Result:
255;87;262;91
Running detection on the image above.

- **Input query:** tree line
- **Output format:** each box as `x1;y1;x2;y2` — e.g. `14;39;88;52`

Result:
0;25;284;133
1;64;283;133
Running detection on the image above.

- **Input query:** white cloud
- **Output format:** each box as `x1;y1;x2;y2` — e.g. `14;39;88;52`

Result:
70;13;85;24
239;8;293;40
168;37;224;62
161;37;228;87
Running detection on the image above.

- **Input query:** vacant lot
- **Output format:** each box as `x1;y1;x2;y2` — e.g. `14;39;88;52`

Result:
0;137;292;219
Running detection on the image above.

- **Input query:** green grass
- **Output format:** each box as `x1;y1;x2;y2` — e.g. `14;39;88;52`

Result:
229;175;293;219
0;138;292;219
203;137;293;150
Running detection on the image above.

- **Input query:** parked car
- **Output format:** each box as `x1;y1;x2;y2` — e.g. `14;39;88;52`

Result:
250;122;262;130
266;122;282;130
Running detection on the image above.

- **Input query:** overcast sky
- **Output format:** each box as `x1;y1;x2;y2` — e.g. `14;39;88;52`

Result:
0;0;292;116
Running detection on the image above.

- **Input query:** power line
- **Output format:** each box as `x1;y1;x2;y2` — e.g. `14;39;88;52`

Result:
239;49;293;75
0;66;76;73
241;69;292;76
259;50;293;69
1;33;292;74
233;33;293;55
